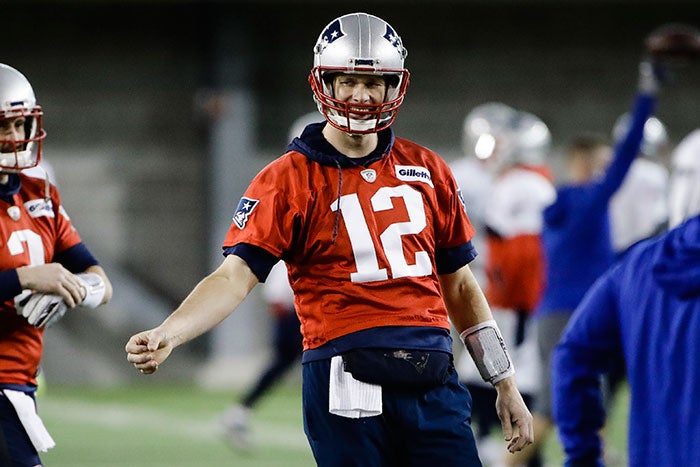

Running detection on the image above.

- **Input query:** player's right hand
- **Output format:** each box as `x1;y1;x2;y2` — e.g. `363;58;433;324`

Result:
125;328;173;375
16;263;85;307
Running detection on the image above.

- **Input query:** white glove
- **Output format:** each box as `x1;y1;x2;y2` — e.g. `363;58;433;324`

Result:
14;272;105;328
15;291;68;329
75;272;106;309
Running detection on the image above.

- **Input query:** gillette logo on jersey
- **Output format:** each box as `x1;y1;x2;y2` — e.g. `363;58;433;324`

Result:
233;197;259;230
24;198;54;218
395;165;433;188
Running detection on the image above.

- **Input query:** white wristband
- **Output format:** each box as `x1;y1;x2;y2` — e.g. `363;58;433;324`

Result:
460;319;515;385
75;272;106;309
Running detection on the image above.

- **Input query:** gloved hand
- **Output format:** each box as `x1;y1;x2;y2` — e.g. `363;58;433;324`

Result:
15;291;68;329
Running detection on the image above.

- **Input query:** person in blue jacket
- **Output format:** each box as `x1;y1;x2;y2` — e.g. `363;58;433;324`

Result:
508;58;666;466
552;128;700;466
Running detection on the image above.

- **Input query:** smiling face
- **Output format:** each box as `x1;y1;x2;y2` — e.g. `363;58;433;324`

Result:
332;73;388;119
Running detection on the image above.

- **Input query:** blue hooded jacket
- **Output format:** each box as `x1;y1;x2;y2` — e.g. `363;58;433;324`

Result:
552;214;700;466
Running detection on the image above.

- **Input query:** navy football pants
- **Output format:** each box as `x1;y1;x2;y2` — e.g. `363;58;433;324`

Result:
302;358;482;466
0;390;42;467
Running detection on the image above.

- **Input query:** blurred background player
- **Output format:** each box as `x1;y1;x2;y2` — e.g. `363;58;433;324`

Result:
448;102;502;286
610;113;671;257
513;57;667;466
220;114;318;449
452;102;554;466
0;63;113;467
552;128;700;466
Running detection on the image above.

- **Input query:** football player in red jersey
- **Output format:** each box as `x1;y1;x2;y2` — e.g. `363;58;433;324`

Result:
126;12;533;464
0;63;112;467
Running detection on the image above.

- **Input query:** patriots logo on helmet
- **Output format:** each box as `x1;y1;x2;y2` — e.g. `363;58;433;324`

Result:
316;19;345;54
383;25;405;56
232;197;259;230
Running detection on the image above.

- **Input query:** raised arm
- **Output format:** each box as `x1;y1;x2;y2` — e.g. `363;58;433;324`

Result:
593;61;661;204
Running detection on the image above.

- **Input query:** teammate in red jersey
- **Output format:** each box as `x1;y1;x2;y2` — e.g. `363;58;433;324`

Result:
126;12;533;464
0;63;113;467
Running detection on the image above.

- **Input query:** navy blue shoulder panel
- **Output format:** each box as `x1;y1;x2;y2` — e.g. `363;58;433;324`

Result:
53;243;99;273
224;243;279;283
435;241;477;274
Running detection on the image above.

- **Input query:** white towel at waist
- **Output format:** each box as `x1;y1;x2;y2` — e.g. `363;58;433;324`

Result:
329;355;382;419
3;389;55;452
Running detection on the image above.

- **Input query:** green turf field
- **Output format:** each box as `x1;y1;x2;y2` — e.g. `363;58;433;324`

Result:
38;382;314;467
36;381;628;466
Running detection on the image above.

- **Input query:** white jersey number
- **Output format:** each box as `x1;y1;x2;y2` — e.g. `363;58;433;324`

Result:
8;229;46;266
331;185;432;283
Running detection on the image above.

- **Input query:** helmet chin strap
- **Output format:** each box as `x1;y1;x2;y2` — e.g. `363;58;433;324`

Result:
328;113;378;132
0;149;34;173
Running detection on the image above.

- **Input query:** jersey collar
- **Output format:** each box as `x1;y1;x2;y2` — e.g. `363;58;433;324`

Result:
288;122;394;168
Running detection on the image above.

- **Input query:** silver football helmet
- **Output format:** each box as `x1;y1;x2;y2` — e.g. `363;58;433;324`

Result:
462;102;517;162
668;129;700;228
515;111;552;166
462;102;551;170
612;113;669;159
309;12;410;134
0;64;45;172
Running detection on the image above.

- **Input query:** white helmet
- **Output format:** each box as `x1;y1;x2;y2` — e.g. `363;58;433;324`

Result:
462;102;517;161
462;102;550;169
612;113;669;159
309;12;410;134
668;129;700;228
513;111;552;166
0;64;45;172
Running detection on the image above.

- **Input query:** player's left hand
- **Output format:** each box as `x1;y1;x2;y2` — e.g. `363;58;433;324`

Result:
125;328;173;375
494;376;535;453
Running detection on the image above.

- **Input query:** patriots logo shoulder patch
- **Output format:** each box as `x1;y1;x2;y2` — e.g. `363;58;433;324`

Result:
457;188;467;212
232;197;259;230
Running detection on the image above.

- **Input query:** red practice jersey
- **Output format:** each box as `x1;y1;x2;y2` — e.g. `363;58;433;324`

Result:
483;165;555;313
0;174;83;386
224;135;475;350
